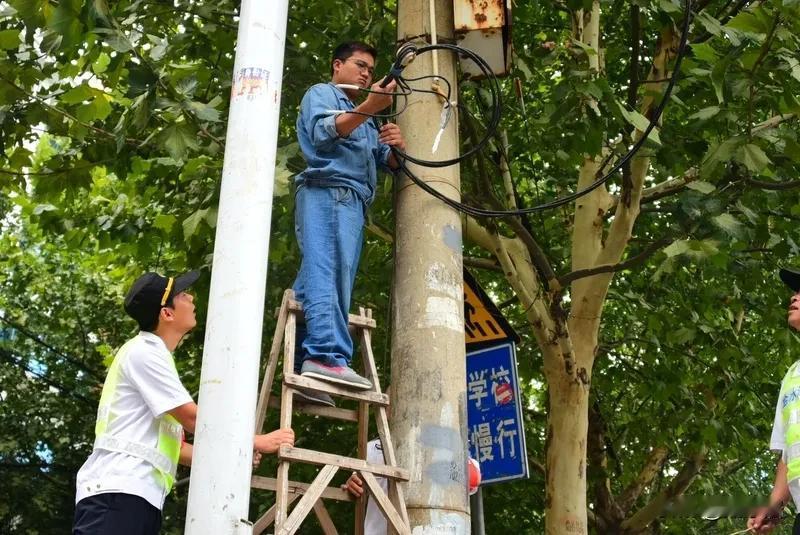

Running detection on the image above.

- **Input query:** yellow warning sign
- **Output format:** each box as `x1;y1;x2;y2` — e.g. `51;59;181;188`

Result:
463;273;513;346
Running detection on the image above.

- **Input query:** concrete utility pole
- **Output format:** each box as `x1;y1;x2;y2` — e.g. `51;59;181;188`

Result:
185;1;288;533
391;1;470;532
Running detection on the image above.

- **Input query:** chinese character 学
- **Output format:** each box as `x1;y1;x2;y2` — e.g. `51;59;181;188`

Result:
468;371;488;408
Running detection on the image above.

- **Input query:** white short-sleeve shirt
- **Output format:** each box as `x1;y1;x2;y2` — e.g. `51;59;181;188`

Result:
771;365;800;509
75;331;193;510
364;439;388;535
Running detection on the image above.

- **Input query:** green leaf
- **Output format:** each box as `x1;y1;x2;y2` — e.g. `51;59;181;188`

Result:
697;12;724;36
686;180;716;194
91;0;110;22
32;203;57;215
571;39;597;57
75;94;112;123
60;85;95;104
736;143;771;173
688;239;720;258
659;0;682;13
9;0;45;20
664;240;690;257
617;103;661;144
690;43;719;63
0;29;21;49
688;106;720;121
182;208;208;239
126;63;157;97
186;100;221;123
102;29;133;53
204;207;218;229
726;11;768;34
669;326;696;345
711;60;727;103
702;136;743;169
712;213;744;237
92;52;110;74
153;214;176;232
736;201;759;224
784;139;800;163
159;123;199;161
49;1;82;49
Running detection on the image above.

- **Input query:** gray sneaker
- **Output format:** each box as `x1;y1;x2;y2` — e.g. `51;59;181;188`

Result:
294;387;335;407
300;359;372;390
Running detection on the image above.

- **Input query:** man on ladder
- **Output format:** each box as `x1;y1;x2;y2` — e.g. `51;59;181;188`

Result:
73;270;294;535
291;41;405;405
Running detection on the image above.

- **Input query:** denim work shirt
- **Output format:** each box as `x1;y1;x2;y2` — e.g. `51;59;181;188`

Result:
294;83;392;207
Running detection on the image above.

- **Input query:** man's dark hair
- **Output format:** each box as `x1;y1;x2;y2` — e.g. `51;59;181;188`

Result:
331;41;377;75
138;297;174;332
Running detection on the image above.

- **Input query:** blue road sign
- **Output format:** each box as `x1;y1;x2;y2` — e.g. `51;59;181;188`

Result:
466;342;529;485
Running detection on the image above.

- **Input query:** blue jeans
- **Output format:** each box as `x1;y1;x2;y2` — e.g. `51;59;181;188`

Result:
292;185;364;371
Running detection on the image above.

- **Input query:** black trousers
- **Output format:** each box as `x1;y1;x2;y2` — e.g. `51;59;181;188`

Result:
794;513;800;535
73;493;162;535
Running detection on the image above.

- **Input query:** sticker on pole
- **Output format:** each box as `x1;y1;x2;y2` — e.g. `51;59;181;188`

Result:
231;67;270;101
466;342;529;485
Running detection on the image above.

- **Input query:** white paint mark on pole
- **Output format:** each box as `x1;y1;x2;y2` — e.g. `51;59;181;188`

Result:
420;296;462;332
424;262;461;300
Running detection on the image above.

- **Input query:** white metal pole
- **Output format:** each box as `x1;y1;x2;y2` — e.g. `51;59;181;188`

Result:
184;1;289;533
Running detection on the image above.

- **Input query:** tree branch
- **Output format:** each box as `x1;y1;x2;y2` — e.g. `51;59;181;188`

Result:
365;221;393;243
506;217;558;289
463;256;502;272
0;314;104;381
0;74;146;147
558;237;672;287
618;446;670;513
588;400;621;526
621;448;706;532
745;177;800;191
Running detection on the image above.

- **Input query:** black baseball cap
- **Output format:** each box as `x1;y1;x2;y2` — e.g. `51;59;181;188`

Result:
779;267;800;292
124;270;200;328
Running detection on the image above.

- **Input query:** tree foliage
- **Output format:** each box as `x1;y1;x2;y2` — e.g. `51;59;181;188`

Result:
1;0;800;533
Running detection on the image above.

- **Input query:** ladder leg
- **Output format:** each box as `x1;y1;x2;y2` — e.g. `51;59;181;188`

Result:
254;290;292;433
355;401;369;535
275;307;298;529
253;494;299;535
313;499;339;535
278;465;339;535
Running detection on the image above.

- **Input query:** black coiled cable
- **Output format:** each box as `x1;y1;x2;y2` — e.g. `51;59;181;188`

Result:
380;0;693;218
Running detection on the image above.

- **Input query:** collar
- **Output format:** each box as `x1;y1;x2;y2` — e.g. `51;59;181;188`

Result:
327;82;355;106
137;331;171;354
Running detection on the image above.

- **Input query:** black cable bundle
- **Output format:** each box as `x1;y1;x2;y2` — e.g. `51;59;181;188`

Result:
351;0;693;218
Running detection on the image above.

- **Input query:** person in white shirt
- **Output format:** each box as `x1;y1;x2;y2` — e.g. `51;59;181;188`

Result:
748;267;800;534
73;270;294;535
343;438;481;534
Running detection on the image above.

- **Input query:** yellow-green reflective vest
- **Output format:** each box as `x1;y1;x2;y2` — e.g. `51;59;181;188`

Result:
93;339;183;494
781;361;800;484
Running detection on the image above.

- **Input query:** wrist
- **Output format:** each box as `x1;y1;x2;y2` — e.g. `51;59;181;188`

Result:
358;100;380;115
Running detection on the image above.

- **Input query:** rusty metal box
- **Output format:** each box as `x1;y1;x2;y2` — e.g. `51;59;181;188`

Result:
453;0;512;78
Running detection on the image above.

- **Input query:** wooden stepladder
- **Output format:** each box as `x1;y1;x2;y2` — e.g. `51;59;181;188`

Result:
250;289;411;535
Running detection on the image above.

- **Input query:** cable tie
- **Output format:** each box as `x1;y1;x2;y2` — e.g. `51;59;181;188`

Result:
431;103;452;154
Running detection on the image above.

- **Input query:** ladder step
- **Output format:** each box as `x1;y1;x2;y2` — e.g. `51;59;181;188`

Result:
278;446;410;481
251;475;354;502
268;396;359;422
286;299;377;330
284;373;389;406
